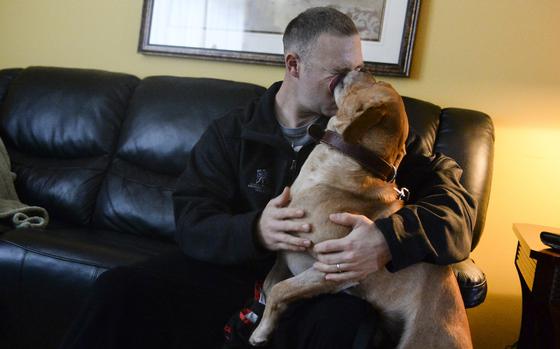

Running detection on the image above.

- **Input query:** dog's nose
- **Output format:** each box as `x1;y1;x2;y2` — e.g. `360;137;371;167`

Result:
328;73;345;96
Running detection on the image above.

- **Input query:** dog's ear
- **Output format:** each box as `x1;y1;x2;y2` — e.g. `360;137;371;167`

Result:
341;96;386;143
393;142;407;169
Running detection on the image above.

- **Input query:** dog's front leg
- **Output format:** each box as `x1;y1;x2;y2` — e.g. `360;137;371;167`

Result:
249;266;353;346
262;257;291;298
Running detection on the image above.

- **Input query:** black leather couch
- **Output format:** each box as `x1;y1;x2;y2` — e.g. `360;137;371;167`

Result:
0;66;494;349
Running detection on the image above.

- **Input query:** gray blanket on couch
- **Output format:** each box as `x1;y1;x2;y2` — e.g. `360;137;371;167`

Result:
0;138;48;229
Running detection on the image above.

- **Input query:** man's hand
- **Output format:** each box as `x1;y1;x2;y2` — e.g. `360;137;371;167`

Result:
256;187;312;251
313;213;392;282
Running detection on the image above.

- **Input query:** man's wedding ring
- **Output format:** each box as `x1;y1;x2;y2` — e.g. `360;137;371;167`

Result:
336;263;341;273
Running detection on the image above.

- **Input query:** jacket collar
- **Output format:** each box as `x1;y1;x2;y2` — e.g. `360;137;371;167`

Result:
241;81;329;150
242;81;283;139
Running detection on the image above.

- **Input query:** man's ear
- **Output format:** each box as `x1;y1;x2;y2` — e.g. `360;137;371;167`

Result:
285;52;300;78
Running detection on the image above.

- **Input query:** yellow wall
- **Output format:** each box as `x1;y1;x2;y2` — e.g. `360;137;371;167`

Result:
1;1;560;348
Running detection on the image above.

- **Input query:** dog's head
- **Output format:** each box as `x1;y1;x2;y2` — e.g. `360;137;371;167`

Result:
330;70;409;171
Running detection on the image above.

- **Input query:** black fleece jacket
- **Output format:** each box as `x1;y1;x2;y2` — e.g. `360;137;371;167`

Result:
172;81;476;276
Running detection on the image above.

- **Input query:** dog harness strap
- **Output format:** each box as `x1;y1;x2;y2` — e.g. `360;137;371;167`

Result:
308;124;397;182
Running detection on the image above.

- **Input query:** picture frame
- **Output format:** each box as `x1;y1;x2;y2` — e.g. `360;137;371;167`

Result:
138;0;420;77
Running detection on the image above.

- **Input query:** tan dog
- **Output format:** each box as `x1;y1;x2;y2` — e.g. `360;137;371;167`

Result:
249;70;472;348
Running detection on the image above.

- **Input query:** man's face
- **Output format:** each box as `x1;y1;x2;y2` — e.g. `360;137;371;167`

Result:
297;33;364;117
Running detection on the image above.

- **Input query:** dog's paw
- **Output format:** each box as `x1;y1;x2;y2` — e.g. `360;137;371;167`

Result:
248;330;269;347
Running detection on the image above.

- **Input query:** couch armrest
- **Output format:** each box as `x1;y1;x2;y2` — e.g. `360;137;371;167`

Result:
453;258;488;308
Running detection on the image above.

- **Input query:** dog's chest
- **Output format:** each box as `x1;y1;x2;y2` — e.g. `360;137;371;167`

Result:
291;145;372;197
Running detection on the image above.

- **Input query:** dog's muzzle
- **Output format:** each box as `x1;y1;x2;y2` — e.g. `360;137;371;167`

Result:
328;73;345;96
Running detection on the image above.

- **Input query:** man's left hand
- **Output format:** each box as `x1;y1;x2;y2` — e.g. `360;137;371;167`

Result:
313;213;392;282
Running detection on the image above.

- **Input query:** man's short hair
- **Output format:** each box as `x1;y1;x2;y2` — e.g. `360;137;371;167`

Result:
283;7;359;60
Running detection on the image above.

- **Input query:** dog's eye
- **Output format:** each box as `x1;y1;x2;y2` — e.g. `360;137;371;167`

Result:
333;71;348;79
357;66;373;75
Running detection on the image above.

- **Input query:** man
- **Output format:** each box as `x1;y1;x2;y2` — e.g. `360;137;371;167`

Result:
61;7;475;349
173;6;475;348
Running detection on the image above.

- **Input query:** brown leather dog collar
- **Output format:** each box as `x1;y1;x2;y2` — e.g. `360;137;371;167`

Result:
308;124;397;182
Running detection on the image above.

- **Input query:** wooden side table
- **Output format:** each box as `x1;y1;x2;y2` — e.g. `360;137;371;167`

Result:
514;223;560;349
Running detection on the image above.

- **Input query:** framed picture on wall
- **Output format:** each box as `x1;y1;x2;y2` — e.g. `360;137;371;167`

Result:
138;0;420;77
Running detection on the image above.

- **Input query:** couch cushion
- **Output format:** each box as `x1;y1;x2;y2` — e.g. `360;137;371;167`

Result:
92;77;266;239
0;227;177;269
0;227;178;349
0;67;140;225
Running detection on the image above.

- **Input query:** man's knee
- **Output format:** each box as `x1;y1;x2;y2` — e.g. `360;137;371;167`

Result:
304;293;373;333
275;293;376;349
91;266;137;299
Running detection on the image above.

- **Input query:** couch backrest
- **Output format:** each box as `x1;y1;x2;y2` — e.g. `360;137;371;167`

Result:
402;97;494;249
0;67;140;225
90;76;265;240
0;69;22;103
0;67;494;249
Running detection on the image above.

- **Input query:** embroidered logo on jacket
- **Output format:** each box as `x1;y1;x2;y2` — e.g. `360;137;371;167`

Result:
248;169;269;193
